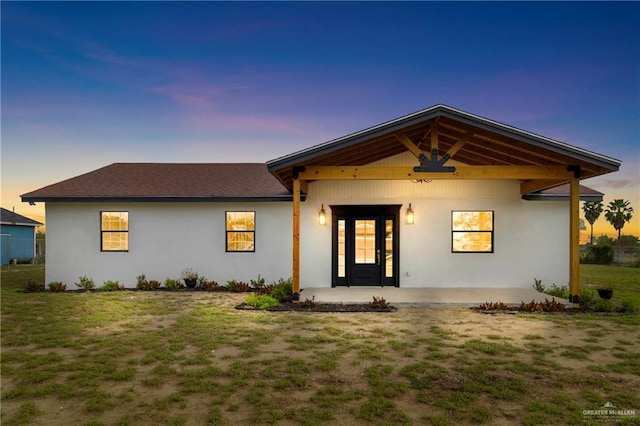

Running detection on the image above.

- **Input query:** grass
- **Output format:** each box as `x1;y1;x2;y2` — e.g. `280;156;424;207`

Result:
580;263;640;306
1;264;639;425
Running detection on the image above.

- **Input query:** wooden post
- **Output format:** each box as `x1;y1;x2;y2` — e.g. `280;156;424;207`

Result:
292;177;301;295
569;176;580;305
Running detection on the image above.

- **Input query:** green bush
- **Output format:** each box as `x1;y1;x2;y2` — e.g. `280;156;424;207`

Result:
75;275;96;291
24;280;45;293
245;294;280;310
164;278;182;290
580;288;597;309
226;280;251;292
48;281;67;292
250;274;266;289
101;280;125;291
545;284;569;299
270;278;293;302
593;300;614;313
581;243;614;265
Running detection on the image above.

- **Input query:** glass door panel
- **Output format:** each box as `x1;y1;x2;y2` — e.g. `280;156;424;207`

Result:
385;219;393;278
354;220;376;264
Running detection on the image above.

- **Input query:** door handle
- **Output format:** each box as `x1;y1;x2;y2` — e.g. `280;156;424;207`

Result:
376;249;381;265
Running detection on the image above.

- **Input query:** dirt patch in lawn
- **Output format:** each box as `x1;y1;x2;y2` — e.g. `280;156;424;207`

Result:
2;291;639;426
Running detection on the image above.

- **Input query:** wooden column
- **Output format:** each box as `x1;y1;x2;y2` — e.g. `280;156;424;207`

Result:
292;177;301;295
569;176;580;304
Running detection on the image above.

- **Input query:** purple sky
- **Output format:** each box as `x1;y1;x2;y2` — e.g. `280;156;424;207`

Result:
2;2;638;235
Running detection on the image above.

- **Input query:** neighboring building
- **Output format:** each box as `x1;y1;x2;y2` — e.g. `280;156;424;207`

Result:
21;105;620;301
0;208;43;265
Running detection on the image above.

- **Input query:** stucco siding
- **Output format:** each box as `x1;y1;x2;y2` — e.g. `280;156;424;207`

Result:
300;178;569;289
45;202;292;288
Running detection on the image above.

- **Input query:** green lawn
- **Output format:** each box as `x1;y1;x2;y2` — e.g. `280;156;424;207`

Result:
580;264;640;306
1;265;639;426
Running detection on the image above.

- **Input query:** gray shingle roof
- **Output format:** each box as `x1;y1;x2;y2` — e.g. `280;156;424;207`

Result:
0;208;42;226
21;163;292;202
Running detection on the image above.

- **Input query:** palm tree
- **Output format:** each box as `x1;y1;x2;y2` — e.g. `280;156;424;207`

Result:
582;201;603;244
604;199;634;261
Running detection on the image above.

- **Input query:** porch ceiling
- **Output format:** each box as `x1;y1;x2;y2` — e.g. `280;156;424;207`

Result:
267;105;621;191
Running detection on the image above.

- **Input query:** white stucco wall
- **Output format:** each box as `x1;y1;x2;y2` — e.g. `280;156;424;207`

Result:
45;202;292;288
44;153;571;290
298;153;570;289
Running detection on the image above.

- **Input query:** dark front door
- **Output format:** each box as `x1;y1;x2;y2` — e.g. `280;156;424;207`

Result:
351;217;381;285
332;205;400;287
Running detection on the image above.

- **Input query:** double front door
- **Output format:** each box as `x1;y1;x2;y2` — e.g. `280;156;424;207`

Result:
332;205;400;287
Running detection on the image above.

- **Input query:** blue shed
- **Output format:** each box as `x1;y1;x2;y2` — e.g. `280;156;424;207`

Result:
1;208;43;265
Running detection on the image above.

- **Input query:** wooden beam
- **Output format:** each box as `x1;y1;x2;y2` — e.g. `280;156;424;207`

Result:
445;131;472;159
431;121;439;151
292;178;301;295
520;179;566;195
395;132;422;159
569;176;580;305
297;165;576;181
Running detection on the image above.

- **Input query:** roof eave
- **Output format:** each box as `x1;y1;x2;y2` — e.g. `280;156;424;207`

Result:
267;104;621;173
522;194;604;202
21;195;302;203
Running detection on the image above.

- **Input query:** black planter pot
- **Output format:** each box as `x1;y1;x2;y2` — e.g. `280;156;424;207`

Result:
597;288;613;300
184;279;198;289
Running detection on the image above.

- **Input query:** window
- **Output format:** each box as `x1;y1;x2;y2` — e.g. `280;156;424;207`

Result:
226;211;255;252
452;211;493;253
101;211;129;251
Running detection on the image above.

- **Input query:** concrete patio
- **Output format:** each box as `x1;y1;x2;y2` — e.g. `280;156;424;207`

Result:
299;286;570;307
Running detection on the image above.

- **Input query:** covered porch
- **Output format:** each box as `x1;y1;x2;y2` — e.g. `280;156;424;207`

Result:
266;105;621;305
300;286;570;307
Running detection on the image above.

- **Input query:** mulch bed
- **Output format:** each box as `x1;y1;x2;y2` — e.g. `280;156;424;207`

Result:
235;302;398;312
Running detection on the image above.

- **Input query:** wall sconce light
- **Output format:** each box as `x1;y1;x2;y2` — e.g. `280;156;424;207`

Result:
406;203;414;225
318;204;326;225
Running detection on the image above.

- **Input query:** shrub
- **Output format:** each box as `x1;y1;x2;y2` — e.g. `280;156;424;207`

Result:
544;284;569;299
164;278;182;290
48;282;67;292
532;278;545;293
226;280;251;293
25;280;45;293
75;275;96;291
200;280;220;291
370;296;390;309
136;274;160;290
256;283;275;296
593;300;614;313
270;278;293;302
581;242;614;265
519;298;565;312
478;301;512;311
136;274;146;287
101;280;125;291
299;298;315;308
580;288;598;309
250;274;266;289
245;294;280;310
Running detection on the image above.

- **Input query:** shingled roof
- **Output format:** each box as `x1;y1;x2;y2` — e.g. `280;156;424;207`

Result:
523;183;604;202
0;208;42;226
21;163;292;202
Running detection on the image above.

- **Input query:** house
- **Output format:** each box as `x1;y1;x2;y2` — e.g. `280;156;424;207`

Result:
21;105;620;301
0;208;43;265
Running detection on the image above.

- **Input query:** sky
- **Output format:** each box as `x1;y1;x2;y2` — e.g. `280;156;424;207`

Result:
2;1;639;237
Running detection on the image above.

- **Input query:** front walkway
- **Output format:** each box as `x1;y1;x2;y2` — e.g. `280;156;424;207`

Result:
300;287;569;307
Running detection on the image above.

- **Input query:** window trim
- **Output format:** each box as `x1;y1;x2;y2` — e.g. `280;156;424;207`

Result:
451;210;494;254
100;211;129;252
225;211;256;253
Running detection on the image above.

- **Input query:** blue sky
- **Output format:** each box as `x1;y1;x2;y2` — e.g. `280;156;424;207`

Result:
2;2;638;235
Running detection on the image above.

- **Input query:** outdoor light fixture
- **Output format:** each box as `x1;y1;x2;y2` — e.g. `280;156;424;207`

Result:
406;203;414;225
318;204;326;225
